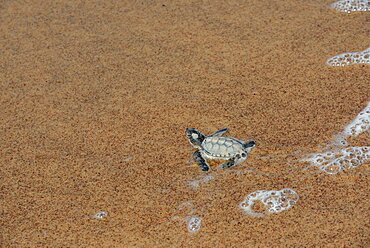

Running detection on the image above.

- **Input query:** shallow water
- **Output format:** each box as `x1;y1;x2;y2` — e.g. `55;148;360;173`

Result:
1;0;369;247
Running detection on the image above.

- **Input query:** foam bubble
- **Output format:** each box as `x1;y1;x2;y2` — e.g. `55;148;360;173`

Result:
186;215;202;233
92;210;108;220
305;146;370;174
330;0;370;13
240;188;299;217
326;46;370;66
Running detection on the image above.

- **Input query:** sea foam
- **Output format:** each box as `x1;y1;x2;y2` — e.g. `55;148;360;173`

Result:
330;101;370;147
304;146;370;174
341;102;370;137
330;0;370;13
303;102;370;174
188;174;214;189
92;210;108;220
186;215;202;233
326;47;370;66
239;188;299;217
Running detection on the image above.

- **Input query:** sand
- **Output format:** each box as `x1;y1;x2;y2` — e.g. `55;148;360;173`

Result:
1;0;369;247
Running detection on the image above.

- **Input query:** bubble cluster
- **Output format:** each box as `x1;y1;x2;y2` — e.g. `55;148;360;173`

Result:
330;0;370;13
239;188;299;217
92;210;108;220
342;101;370;137
186;215;202;233
305;146;370;174
326;47;370;66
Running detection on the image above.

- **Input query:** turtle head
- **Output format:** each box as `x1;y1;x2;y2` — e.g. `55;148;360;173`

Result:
243;140;256;153
185;128;205;148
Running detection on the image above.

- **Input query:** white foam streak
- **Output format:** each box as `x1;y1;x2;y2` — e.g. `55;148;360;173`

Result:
240;188;299;217
326;46;370;66
330;0;370;13
342;102;370;137
304;146;370;174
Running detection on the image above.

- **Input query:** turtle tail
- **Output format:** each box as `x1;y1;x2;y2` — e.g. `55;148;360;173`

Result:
185;128;205;148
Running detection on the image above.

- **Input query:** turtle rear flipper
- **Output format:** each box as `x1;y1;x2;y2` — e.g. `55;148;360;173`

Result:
220;158;236;169
243;140;256;148
193;150;210;171
186;128;206;148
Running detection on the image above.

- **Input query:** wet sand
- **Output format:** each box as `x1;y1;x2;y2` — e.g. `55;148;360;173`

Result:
0;0;369;247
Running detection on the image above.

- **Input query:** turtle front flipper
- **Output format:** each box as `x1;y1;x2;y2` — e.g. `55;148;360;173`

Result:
186;128;206;148
209;128;229;137
193;150;210;171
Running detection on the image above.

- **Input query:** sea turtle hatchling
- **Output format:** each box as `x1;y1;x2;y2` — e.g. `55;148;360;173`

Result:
185;128;256;171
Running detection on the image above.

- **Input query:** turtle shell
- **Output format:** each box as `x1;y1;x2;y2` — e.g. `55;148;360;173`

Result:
202;136;244;158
